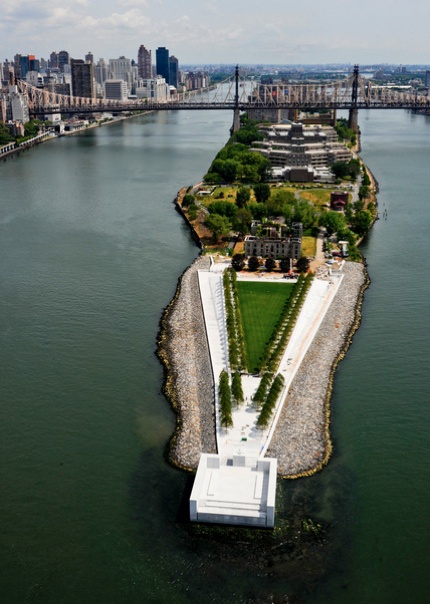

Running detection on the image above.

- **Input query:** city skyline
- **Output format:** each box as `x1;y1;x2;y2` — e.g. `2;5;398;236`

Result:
1;0;428;65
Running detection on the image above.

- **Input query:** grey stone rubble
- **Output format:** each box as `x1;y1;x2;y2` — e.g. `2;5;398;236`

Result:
267;261;367;475
165;257;367;475
165;255;217;470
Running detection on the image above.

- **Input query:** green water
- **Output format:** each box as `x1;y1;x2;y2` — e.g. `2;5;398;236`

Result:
0;109;429;603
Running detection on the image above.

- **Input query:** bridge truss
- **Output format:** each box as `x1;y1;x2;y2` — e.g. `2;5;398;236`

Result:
16;67;430;116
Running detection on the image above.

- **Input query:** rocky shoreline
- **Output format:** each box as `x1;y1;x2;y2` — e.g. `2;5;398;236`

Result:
267;261;369;477
158;247;369;476
157;255;217;471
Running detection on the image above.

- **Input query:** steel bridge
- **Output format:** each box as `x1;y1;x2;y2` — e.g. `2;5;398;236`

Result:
17;65;430;128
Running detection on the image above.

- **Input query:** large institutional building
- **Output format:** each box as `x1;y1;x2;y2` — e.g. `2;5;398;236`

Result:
244;222;303;260
252;122;352;182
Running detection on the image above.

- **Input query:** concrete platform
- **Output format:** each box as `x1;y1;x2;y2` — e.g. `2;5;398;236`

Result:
190;454;277;527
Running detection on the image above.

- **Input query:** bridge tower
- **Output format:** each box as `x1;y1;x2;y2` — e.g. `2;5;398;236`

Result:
231;65;241;134
348;65;359;131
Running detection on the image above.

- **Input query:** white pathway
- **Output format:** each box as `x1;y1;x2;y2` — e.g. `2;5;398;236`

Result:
198;265;343;461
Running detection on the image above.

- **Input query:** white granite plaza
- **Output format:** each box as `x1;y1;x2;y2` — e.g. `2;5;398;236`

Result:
190;261;343;527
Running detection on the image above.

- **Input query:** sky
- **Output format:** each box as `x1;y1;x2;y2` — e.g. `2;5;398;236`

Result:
1;0;429;66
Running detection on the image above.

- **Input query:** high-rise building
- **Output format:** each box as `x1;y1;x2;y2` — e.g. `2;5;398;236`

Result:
49;52;58;69
156;47;169;83
85;51;94;64
18;55;39;79
9;85;30;123
137;44;152;79
3;61;14;85
108;56;133;92
71;59;95;98
169;55;178;88
19;56;29;78
95;58;108;87
58;51;70;72
28;56;39;73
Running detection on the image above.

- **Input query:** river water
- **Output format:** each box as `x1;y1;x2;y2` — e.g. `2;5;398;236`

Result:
0;109;429;604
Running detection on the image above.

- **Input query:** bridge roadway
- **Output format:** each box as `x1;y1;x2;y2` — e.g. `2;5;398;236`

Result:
17;64;430;117
28;98;430;116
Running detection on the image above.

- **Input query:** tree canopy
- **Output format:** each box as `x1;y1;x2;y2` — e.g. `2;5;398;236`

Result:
232;253;246;272
331;159;361;181
236;186;251;208
0;122;13;145
253;183;271;204
205;214;231;242
319;210;347;236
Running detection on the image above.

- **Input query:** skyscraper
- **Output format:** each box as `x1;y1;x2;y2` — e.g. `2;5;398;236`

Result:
108;56;133;93
169;55;178;88
71;59;95;98
19;56;29;78
95;58;108;87
58;51;70;72
156;47;169;83
49;52;58;69
137;44;152;79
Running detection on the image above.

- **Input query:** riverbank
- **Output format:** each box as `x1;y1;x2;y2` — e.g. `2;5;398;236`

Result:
157;255;217;471
0;110;153;163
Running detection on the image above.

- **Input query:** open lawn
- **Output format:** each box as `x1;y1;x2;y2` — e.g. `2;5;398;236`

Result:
302;236;317;256
236;281;295;373
298;189;331;208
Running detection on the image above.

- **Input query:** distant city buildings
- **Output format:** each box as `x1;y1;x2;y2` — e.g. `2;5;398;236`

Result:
169;55;179;89
156;47;170;83
136;76;169;102
104;79;129;101
95;58;108;88
71;59;95;98
7;85;30;122
137;45;152;79
0;42;213;121
108;56;133;93
58;51;70;72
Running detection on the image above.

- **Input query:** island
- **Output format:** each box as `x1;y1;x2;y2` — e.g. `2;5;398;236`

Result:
157;117;374;527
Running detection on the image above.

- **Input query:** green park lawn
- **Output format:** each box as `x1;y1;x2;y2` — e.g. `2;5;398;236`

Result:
236;281;295;373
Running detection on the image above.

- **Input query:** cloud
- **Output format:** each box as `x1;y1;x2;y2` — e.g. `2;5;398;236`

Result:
117;0;148;6
81;10;150;31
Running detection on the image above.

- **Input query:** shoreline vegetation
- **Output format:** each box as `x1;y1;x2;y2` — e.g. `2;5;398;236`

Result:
158;129;374;479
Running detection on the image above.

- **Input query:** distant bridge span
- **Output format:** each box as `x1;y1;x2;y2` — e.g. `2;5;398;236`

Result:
17;66;430;129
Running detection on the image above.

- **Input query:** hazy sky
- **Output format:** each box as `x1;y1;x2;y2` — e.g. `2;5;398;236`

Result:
1;0;429;65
